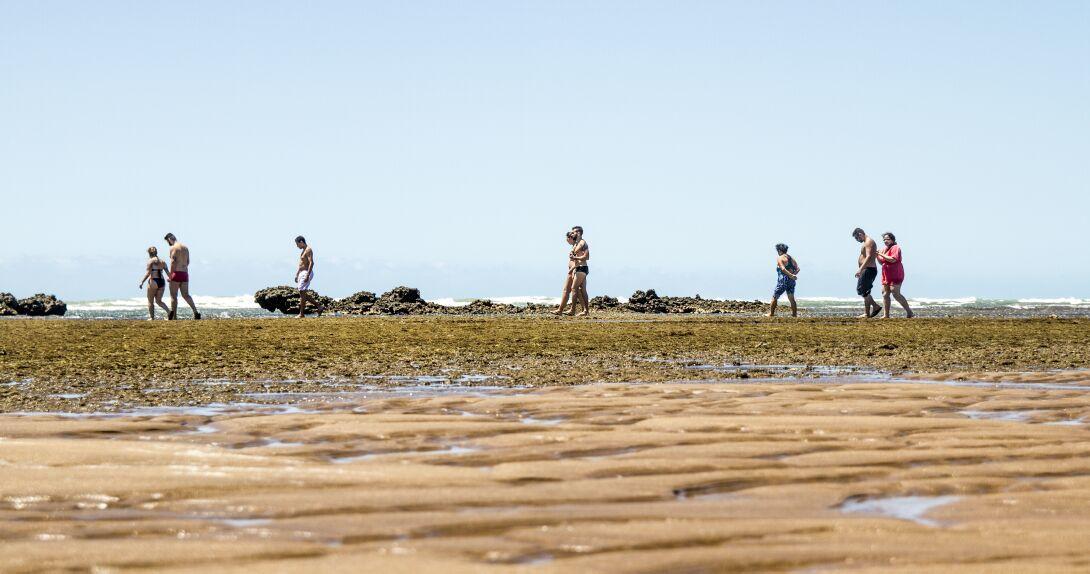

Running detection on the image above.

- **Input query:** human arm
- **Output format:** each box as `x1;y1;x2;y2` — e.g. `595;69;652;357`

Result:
139;260;152;288
877;246;900;264
777;256;798;281
570;241;589;264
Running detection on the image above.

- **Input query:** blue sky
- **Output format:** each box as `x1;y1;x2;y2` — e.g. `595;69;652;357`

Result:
2;1;1087;301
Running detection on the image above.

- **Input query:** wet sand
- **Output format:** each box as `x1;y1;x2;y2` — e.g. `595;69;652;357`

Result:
2;317;1089;571
2;316;1088;412
3;378;1090;572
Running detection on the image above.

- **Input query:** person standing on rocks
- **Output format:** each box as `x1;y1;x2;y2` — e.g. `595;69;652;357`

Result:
295;236;323;318
852;228;882;319
138;246;171;320
569;226;590;317
769;243;800;317
164;233;200;320
876;232;914;318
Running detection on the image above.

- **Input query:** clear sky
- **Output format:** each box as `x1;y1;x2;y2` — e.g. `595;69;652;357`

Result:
2;1;1087;301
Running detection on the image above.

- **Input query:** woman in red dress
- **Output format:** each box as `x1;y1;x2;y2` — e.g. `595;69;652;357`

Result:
876;232;914;318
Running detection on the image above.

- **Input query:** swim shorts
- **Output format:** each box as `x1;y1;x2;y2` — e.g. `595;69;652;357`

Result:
297;270;313;291
773;275;796;298
574;265;589;275
169;271;189;283
856;267;877;297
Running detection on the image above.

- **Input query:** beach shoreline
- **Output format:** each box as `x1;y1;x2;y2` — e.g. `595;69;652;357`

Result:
3;316;1089;571
2;316;1087;413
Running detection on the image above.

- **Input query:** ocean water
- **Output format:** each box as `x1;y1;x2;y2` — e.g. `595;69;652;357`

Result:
54;295;1090;319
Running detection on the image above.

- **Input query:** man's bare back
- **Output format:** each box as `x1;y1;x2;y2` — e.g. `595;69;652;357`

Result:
170;243;191;273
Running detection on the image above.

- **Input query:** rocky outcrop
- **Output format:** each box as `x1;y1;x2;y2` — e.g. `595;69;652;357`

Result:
3;293;68;316
0;293;18;316
589;295;621;309
253;285;765;316
334;291;377;314
620;289;766;314
626;290;669;313
371;286;445;315
253;286;335;315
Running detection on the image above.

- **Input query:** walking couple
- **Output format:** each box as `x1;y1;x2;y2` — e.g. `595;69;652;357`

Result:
853;228;913;319
138;232;201;320
555;226;590;316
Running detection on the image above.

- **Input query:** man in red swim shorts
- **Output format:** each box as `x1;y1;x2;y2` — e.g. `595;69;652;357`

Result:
876;232;914;318
164;232;201;320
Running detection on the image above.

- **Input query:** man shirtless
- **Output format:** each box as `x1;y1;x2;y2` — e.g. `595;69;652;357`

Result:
164;233;201;320
295;236;323;318
852;227;882;318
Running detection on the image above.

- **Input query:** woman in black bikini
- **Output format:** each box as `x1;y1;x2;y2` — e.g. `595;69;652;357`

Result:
139;246;171;320
554;231;580;315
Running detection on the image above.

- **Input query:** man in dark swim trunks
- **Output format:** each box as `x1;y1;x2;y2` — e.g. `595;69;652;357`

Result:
852;228;882;318
568;226;590;316
164;232;201;320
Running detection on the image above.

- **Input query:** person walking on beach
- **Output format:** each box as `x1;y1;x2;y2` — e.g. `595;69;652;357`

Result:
554;231;581;315
876;232;914;318
138;246;171;320
164;233;200;320
295;236;323;318
769;243;800;317
569;226;590;317
852;228;882;319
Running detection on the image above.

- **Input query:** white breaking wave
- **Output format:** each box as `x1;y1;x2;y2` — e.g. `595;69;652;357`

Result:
68;294;259;311
431;296;562;307
1016;298;1090;306
906;297;978;306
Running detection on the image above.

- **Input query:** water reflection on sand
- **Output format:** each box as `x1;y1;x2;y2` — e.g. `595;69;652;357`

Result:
2;374;1089;571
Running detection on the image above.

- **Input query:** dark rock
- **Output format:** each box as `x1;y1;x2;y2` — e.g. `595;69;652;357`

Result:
369;286;443;315
590;296;620;309
380;286;424;304
15;293;67;316
458;299;525;315
0;293;17;316
626;289;668;313
254;286;334;315
622;289;765;314
334;291;377;314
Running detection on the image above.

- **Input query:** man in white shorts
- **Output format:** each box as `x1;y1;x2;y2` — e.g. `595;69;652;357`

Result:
295;235;323;318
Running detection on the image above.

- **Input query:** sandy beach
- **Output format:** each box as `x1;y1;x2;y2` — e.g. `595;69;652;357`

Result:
0;317;1088;571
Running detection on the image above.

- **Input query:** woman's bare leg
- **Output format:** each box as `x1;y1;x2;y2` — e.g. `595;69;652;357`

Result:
891;284;913;317
555;274;574;315
882;284;893;318
146;287;156;320
154;289;170;316
768;297;778;317
787;293;797;317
